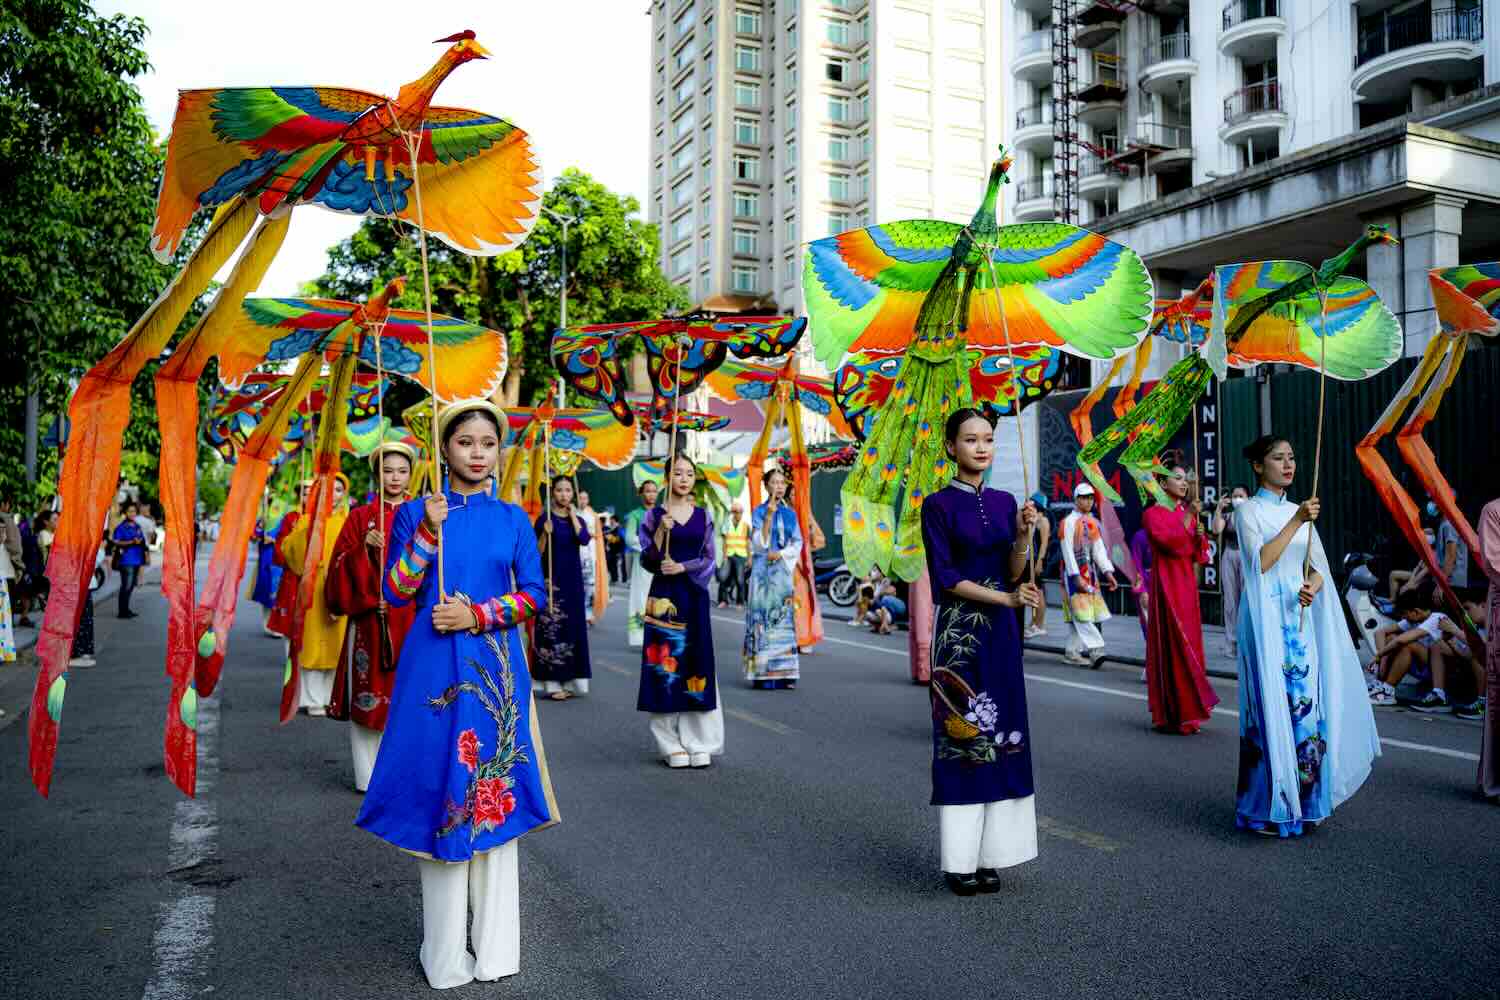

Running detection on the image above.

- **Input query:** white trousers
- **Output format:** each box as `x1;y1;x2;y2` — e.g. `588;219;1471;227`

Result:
938;796;1038;873
649;706;725;758
1064;622;1105;657
299;668;334;712
416;841;520;989
539;679;590;696
350;722;382;792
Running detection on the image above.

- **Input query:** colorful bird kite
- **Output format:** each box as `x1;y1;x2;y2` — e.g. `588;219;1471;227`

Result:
1357;262;1498;663
550;314;806;425
29;30;539;799
701;357;855;441
803;149;1155;580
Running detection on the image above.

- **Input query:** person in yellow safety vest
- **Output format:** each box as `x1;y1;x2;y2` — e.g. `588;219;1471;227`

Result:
718;503;751;609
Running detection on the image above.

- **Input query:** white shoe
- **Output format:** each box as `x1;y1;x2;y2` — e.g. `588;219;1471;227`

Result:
308;706;327;717
69;656;96;668
1062;652;1091;665
1022;626;1045;639
689;753;711;768
665;753;690;769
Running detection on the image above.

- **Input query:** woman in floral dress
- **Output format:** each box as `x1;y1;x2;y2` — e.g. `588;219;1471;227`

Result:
637;454;722;768
356;400;555;989
532;475;592;700
921;409;1043;896
743;467;802;689
1233;434;1379;837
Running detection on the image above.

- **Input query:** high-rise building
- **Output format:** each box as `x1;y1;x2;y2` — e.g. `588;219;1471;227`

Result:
647;0;1013;322
1005;0;1500;355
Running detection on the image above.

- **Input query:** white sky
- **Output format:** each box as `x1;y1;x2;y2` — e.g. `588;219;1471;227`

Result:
96;0;653;295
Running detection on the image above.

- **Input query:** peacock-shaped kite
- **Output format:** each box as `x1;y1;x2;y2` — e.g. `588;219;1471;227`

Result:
206;372;390;466
1076;225;1405;505
803;149;1155;580
30;31;540;799
1357;262;1498;663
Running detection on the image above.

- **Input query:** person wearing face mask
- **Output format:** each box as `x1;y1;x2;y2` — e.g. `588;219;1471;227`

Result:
532;474;592;701
281;473;352;716
1388;520;1438;603
1060;482;1118;665
637;453;723;768
922;409;1044;896
1232;434;1380;837
1429;495;1471;592
1212;485;1252;658
1142;464;1218;735
325;442;420;791
357;399;553;989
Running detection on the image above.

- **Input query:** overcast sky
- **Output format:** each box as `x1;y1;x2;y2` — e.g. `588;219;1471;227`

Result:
96;0;653;295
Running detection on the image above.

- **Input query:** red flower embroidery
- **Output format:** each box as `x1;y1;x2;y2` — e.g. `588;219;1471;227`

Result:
457;729;480;773
473;776;516;829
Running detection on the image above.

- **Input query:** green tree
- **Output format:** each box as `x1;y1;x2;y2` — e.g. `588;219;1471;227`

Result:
0;0;188;509
309;167;689;406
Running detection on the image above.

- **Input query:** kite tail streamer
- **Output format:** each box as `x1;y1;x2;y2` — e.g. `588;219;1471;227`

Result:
783;388;826;649
1077;353;1212;506
27;193;257;798
284;343;358;722
156;210;290;796
194;352;324;698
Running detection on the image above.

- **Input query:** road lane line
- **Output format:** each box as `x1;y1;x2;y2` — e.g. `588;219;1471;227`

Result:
724;707;797;736
142;696;219;1000
1037;816;1123;853
735;624;1482;764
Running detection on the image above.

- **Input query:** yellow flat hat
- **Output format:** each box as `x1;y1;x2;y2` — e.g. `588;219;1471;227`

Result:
370;440;419;467
436;398;506;443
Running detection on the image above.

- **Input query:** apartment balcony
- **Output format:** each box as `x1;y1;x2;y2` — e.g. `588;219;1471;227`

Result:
1077;51;1128;106
1133;120;1194;172
1012;0;1054;15
1013;103;1055;154
1075;2;1124;49
1138;33;1196;95
1078;153;1124;199
1013;177;1055;221
1012;30;1054;84
1352;5;1484;103
1220;80;1288;144
1220;0;1287;62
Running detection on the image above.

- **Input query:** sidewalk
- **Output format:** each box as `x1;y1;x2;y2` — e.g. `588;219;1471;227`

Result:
9;560;159;656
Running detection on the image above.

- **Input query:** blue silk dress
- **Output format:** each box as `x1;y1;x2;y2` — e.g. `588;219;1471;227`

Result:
356;489;557;861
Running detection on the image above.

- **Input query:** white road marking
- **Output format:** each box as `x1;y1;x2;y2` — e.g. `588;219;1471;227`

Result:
724;707;797;736
142;697;219;1000
725;621;1483;764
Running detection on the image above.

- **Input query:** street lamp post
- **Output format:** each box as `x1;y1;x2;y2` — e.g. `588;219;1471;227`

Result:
542;205;578;408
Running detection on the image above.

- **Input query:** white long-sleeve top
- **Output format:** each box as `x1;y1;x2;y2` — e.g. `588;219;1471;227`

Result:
1061;510;1114;581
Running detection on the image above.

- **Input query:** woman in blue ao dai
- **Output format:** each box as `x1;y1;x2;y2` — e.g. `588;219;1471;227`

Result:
638;453;724;768
743;466;802;689
1233;434;1379;837
921;409;1044;897
533;474;592;700
355;401;557;990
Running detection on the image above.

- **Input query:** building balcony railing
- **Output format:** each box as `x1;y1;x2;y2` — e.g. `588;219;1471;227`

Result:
1222;0;1279;31
1015;177;1054;203
1357;5;1484;67
1016;29;1050;56
1135;120;1192;150
1015;102;1053;129
1223;80;1284;124
1078;153;1123;180
1141;32;1192;69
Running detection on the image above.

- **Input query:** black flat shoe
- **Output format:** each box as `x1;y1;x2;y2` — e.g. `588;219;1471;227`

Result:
942;872;979;897
975;868;1002;893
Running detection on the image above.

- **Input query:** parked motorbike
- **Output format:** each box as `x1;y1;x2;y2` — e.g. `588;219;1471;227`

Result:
815;557;857;608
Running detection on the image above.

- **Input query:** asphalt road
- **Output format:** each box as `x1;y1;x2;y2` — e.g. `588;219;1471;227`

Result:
2;567;1496;1000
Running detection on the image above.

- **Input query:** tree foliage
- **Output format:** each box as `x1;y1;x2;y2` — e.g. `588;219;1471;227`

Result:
0;0;186;509
309;167;689;406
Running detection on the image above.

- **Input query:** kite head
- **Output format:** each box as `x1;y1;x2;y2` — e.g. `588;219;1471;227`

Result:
992;145;1014;183
1364;223;1400;248
435;30;491;60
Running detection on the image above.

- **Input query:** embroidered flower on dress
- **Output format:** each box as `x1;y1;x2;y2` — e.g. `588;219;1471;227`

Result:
473;776;517;831
963;693;999;735
457;728;480;773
